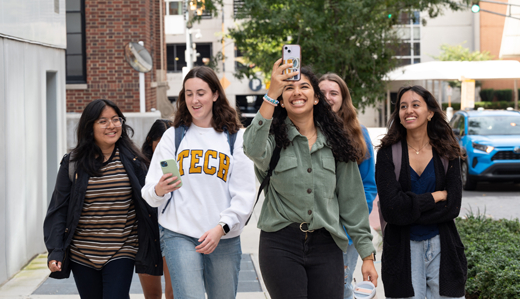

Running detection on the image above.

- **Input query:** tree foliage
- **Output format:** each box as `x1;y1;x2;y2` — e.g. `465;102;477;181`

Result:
435;43;494;61
227;0;471;108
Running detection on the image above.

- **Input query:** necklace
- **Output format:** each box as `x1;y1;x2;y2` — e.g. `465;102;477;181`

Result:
408;142;429;155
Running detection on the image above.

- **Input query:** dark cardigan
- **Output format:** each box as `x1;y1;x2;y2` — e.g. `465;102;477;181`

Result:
376;141;467;298
43;144;163;278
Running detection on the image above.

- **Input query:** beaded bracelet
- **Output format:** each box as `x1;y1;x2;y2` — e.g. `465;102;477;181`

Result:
263;94;279;106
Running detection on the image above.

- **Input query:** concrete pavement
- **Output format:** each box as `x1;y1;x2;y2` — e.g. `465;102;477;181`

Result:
0;197;384;299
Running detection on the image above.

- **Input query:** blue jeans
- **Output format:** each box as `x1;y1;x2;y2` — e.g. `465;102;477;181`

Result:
387;235;464;299
343;244;358;299
70;258;134;299
160;226;242;299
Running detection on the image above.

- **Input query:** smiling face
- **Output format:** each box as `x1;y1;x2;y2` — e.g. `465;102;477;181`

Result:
399;90;434;132
184;77;218;128
281;75;318;118
318;80;342;112
93;106;122;152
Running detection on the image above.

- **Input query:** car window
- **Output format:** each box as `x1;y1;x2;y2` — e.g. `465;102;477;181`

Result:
450;115;461;128
467;115;520;135
458;116;466;135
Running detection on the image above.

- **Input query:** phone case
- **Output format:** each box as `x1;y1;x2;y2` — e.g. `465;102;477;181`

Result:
160;159;183;187
282;44;301;81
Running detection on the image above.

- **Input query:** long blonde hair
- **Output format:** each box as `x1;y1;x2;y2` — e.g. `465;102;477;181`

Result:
319;73;367;164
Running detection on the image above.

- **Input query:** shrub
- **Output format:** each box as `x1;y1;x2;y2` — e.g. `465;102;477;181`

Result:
455;212;520;298
479;89;494;102
494;89;512;102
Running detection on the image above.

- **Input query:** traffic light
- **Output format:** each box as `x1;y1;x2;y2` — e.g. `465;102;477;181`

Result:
471;1;480;13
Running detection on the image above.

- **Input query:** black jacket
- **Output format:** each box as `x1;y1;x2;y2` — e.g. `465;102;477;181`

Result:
43;145;163;278
376;141;467;298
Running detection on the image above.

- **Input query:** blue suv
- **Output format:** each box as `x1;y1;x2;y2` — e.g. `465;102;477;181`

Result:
449;110;520;190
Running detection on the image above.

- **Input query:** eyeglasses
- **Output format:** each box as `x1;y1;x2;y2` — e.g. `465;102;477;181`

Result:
96;117;124;129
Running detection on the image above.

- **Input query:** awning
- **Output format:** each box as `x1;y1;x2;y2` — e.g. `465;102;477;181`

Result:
384;60;520;81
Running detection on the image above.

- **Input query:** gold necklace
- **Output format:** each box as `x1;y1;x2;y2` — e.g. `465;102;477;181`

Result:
408;142;429;155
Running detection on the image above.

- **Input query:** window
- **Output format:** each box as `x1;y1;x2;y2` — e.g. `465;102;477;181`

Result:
167;43;213;72
66;0;86;83
165;0;183;15
392;11;421;67
165;0;211;19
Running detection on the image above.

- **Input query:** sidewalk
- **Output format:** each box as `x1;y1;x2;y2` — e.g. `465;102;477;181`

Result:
0;197;384;299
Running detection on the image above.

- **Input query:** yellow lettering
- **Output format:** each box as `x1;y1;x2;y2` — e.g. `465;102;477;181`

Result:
204;150;218;175
217;152;230;182
190;150;203;174
177;150;190;176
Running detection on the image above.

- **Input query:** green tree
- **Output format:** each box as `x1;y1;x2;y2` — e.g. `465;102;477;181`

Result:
435;43;494;61
228;0;471;108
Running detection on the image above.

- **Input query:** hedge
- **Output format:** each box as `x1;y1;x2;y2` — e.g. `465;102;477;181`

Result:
479;89;520;102
455;213;520;298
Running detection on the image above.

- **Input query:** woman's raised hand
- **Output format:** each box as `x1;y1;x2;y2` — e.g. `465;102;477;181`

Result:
266;58;298;100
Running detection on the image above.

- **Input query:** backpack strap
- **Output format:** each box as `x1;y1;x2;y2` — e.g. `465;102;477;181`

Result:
391;141;402;181
68;152;77;182
174;125;188;156
245;145;282;225
224;127;237;156
378;141;403;237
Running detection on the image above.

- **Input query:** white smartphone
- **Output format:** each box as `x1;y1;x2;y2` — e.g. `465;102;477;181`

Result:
282;44;301;81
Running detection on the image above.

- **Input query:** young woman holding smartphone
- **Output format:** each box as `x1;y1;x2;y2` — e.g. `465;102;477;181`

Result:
319;73;377;299
141;66;256;299
376;86;467;299
243;60;377;299
44;99;162;299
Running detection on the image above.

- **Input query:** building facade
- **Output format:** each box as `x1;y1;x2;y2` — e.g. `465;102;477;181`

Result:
0;0;67;285
65;0;170;116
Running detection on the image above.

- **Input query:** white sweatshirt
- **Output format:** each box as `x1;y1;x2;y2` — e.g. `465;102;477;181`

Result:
141;124;256;239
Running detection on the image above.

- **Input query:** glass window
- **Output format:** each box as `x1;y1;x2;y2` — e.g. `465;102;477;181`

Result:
167;43;212;72
412;27;420;40
413;58;421;64
167;1;183;15
66;0;86;83
468;116;520;135
413;43;420;55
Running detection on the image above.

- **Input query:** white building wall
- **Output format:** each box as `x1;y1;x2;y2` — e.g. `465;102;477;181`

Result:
0;0;66;285
0;0;66;48
420;9;477;63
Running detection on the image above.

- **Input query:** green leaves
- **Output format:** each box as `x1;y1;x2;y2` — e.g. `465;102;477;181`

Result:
228;0;469;109
456;214;520;298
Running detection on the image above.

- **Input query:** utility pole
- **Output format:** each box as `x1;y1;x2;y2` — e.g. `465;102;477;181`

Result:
185;0;193;71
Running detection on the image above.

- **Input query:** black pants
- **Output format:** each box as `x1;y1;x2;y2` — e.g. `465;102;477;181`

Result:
259;224;343;299
70;258;134;299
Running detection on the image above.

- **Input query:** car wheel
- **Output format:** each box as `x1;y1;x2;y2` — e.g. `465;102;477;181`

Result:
461;161;477;191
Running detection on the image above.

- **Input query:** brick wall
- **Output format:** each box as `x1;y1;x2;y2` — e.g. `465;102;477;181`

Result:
66;0;164;113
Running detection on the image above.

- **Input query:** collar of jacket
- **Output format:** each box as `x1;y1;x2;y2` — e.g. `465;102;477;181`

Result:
284;116;327;148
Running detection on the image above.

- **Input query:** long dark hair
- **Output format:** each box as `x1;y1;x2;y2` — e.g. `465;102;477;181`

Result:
173;66;242;134
141;119;174;162
319;73;368;164
379;86;461;160
271;67;361;163
72;99;149;177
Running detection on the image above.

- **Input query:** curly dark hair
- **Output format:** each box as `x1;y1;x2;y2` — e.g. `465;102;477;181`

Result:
141;119;174;162
72;99;149;177
378;85;461;160
270;67;361;163
173;66;242;134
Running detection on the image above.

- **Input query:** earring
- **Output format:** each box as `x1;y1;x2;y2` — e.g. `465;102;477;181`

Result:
314;100;318;104
281;103;285;108
428;117;432;121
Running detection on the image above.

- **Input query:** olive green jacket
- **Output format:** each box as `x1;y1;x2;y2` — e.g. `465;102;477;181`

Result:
243;113;375;257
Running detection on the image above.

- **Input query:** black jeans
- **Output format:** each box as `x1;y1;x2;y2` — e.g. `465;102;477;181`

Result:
70;258;134;299
259;224;343;299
